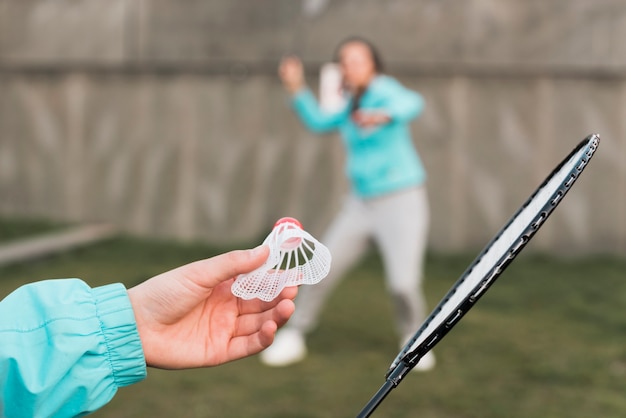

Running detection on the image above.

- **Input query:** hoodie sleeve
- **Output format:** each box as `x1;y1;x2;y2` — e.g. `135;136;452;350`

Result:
368;76;424;123
0;279;147;418
291;89;349;133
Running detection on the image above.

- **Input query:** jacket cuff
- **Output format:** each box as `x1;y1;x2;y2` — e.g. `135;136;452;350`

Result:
93;283;147;387
291;88;313;105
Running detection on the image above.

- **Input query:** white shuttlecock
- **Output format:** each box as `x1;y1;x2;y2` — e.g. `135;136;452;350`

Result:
231;217;332;302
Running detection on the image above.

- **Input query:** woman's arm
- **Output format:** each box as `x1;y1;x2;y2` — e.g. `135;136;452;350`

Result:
0;246;297;417
279;56;348;134
371;77;425;123
0;279;146;417
291;89;348;133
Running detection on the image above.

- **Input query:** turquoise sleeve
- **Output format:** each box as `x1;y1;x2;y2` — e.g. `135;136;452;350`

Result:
0;279;147;417
291;89;349;133
376;79;424;122
385;89;424;122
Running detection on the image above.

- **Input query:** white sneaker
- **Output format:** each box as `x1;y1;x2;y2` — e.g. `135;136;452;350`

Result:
412;351;436;372
260;328;307;367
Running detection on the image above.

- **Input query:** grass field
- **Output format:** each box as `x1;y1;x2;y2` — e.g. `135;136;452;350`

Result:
0;217;67;243
1;220;625;417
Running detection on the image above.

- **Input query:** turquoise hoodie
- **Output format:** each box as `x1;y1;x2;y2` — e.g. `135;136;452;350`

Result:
0;279;146;417
291;75;426;198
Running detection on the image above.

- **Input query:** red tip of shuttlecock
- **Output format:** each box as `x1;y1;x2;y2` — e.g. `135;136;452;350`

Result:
274;217;303;229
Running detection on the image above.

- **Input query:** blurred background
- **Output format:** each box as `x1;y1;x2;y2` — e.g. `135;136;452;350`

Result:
0;1;625;417
1;0;626;253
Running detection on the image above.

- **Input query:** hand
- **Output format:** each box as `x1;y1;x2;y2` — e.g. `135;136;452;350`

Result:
127;246;297;369
351;110;391;128
278;55;306;94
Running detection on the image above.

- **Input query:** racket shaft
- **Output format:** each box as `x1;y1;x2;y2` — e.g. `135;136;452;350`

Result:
357;362;410;418
356;381;394;418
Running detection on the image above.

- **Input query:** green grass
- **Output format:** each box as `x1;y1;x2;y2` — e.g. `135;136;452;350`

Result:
1;227;625;417
0;217;68;243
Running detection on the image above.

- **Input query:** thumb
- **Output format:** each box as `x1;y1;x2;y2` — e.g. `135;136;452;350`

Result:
182;245;270;290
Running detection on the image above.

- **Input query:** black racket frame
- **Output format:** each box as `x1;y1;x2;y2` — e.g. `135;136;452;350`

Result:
356;134;600;418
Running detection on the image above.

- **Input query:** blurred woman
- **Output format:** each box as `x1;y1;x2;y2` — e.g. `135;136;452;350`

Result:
262;37;435;371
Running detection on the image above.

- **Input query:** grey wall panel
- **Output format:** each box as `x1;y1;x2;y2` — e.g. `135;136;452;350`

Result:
1;0;624;254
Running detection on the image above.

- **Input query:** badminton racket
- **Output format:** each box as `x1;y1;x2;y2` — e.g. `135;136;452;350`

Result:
356;133;600;417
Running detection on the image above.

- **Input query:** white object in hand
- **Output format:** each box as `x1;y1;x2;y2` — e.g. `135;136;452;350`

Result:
319;62;346;113
231;217;332;302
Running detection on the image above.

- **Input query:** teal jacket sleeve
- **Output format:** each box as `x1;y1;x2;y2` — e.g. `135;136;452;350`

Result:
0;279;147;417
367;76;424;123
291;89;350;133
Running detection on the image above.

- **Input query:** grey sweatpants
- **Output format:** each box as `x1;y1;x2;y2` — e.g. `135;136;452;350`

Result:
289;186;430;340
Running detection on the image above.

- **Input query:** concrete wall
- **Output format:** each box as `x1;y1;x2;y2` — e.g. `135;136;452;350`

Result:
1;0;625;254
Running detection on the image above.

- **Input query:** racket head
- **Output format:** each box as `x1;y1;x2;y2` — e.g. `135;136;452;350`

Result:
388;133;600;375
